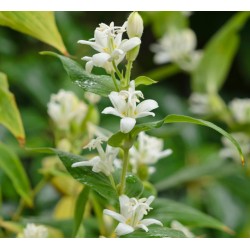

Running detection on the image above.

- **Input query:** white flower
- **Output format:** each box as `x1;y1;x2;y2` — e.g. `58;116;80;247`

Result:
150;29;202;72
84;92;101;104
103;195;162;236
23;223;48;238
220;132;250;162
189;92;211;116
127;12;144;38
78;22;141;73
130;132;172;174
102;81;159;133
229;98;250;124
47;90;87;131
171;220;194;238
71;136;119;176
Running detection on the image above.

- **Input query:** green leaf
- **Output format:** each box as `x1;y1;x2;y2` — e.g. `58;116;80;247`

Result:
0;12;67;55
121;226;186;238
0;143;32;206
134;76;157;87
125;174;144;198
150;198;233;234
0;72;25;145
40;51;117;97
31;148;118;202
191;12;250;93
72;186;90;237
155;156;238;191
108;114;244;165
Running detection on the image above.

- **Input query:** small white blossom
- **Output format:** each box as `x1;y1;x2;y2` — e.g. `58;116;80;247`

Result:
78;22;141;73
171;220;194;238
127;11;144;38
189;92;211;116
220;132;250;162
229;98;250;124
72;136;119;176
102;81;158;133
130;132;172;174
103;195;162;236
47;90;87;131
23;223;48;238
150;29;202;72
84;92;101;104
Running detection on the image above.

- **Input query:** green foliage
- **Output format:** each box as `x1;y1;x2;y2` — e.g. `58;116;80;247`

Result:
125;174;144;198
108;114;244;165
40;51;117;97
151;198;232;233
72;186;90;237
0;72;25;145
191;12;250;93
0;142;32;206
121;226;186;238
134;76;157;87
0;12;67;54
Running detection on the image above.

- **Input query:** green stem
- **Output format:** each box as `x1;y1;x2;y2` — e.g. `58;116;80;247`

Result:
125;60;133;87
119;148;129;195
109;175;117;192
111;71;119;91
146;64;181;81
112;61;123;80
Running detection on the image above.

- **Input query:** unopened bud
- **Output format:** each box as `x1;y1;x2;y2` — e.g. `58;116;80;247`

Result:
127;12;143;38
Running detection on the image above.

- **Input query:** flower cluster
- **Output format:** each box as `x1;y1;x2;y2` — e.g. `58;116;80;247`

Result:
78;21;141;74
130;132;172;175
229;98;250;124
23;223;48;238
47;89;87;131
102;81;158;133
104;195;162;236
72;136;119;176
151;28;202;72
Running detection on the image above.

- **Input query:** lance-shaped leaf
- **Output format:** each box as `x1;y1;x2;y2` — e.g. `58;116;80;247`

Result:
121;226;186;238
150;198;233;234
108;114;244;165
191;12;250;93
40;51;117;97
0;12;67;55
0;72;25;145
31;147;118;202
134;76;157;87
0;143;32;206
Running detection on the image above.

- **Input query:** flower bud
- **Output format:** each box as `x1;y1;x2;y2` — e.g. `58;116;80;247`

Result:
127;12;143;38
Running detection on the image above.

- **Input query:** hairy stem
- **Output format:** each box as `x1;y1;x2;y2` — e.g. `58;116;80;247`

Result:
125;60;133;87
111;71;119;91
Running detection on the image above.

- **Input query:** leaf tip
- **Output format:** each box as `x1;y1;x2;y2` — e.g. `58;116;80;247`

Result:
17;136;25;147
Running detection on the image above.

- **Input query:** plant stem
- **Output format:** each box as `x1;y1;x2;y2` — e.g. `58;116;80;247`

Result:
146;64;180;81
111;71;119;91
119;148;129;195
125;60;133;87
112;61;123;80
109;175;117;192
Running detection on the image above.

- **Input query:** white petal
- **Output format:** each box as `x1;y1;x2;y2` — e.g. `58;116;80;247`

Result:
135;111;155;118
136;99;159;114
146;196;155;206
154;52;171;64
120;117;136;133
157;149;173;159
119;195;130;217
72;160;93;168
92;53;111;67
78;40;102;52
140;218;163;227
136;223;149;232
115;223;134;236
94;29;108;49
103;209;126;223
120;37;141;52
85;61;93;73
102;107;122;117
109;92;127;114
